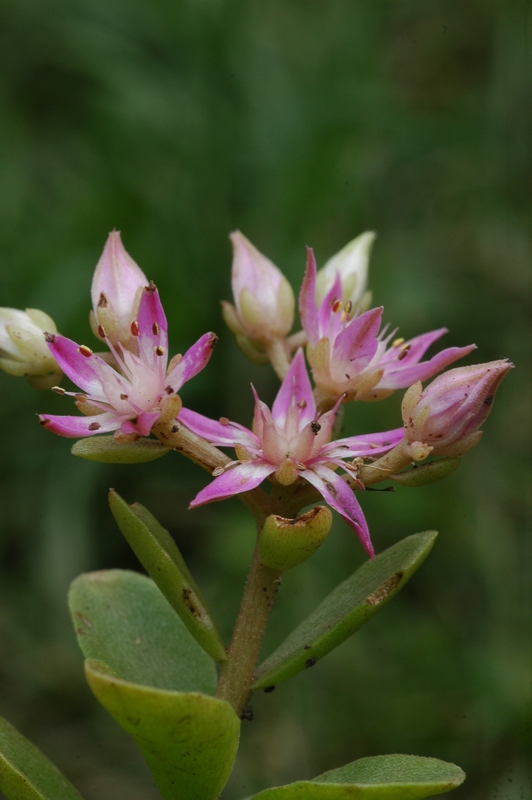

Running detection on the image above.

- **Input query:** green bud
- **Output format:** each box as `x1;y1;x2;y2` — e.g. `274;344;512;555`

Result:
258;507;333;571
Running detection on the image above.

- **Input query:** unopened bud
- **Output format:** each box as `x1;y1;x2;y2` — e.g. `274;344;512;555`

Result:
402;360;512;459
258;506;333;571
315;231;375;308
0;308;62;389
223;231;295;349
90;231;147;352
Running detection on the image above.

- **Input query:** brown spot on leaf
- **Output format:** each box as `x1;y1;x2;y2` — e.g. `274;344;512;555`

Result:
366;572;403;605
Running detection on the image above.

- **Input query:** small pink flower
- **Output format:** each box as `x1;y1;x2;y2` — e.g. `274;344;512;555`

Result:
182;349;404;557
39;283;217;440
221;231;295;348
299;249;476;404
90;231;148;352
401;360;513;459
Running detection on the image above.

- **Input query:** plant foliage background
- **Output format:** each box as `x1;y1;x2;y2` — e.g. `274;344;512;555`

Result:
0;1;529;798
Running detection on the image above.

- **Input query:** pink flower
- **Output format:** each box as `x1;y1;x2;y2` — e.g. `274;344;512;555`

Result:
221;231;295;349
401;360;513;460
299;249;476;404
182;350;404;557
89;231;148;352
39;283;217;440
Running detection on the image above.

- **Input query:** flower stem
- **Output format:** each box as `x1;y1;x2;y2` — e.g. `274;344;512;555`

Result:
216;542;282;716
265;337;292;381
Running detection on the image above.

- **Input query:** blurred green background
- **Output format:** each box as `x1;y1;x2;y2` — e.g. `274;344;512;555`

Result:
0;0;529;798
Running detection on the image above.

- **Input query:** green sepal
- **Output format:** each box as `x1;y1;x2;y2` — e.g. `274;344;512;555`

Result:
71;435;170;463
0;714;83;799
390;458;461;487
68;569;217;694
247;754;465;798
85;658;240;800
108;490;227;661
258;507;333;571
254;532;436;689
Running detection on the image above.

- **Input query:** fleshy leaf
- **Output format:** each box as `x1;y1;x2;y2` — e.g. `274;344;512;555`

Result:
71;434;170;463
85;659;239;800
69;569;217;694
0;714;83;799
247;754;465;799
390;458;461;487
254;532;436;689
108;490;227;661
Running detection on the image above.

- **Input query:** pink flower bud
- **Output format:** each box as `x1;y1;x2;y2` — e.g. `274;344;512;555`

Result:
401;360;513;459
315;231;375;310
221;231;294;347
90;231;148;351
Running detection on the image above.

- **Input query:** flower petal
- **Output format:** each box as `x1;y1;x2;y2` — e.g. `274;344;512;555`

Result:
189;461;275;507
136;285;168;368
178;407;257;449
166;332;218;392
325;426;405;458
302;464;374;557
272;349;315;428
45;334;106;397
378;344;477;390
330;307;382;382
39;412;120;437
120;410;161;437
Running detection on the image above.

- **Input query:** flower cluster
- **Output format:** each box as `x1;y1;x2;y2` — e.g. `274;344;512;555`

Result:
0;229;511;558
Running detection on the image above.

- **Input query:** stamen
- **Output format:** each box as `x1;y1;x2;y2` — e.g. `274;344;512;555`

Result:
52;386;65;395
155;346;165;357
344;300;353;315
152;322;160;336
97;324;107;339
297;399;307;409
310;421;321;434
398;344;411;361
331;299;341;313
130;321;139;336
75;394;87;403
212;460;241;477
219;417;230;425
78;345;93;358
392;337;405;348
147;281;157;292
98;292;108;308
88;422;101;431
120;393;129;400
44;332;55;343
164;386;174;394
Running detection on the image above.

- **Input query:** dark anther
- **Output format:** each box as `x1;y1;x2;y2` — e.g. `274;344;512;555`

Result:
310;421;321;435
88;422;101;431
98;292;108;308
44;332;56;343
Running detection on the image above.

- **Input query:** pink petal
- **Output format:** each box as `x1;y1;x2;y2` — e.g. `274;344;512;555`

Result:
330;307;382;381
178;407;257;449
46;334;105;397
302;465;374;557
378;344;477;390
165;332;218;392
120;410;160;437
189;461;275;507
324;426;404;458
298;248;319;345
272;349;315;427
91;231;147;324
318;272;343;336
38;412;120;437
136;285;168;367
380;328;448;366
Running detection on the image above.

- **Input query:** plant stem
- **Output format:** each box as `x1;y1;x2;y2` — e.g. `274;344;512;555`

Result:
216;542;282;716
265;337;292;381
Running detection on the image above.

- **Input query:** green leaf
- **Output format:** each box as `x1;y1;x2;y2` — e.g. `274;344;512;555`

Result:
108;490;226;661
71;435;170;463
254;532;437;690
0;714;83;800
69;569;217;694
248;754;465;798
390;458;461;487
85;659;240;800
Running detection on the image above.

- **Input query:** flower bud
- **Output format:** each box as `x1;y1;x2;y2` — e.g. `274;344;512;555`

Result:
0;308;62;389
90;231;148;351
315;231;375;309
258;506;333;571
401;360;512;459
221;231;295;348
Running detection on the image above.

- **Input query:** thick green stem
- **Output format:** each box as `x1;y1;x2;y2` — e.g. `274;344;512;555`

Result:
216;543;282;715
265;337;292;381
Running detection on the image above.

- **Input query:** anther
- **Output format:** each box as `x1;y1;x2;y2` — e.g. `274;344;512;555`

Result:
130;321;139;336
152;322;160;336
392;337;405;348
75;394;87;403
44;332;55;343
297;399;307;409
78;345;93;358
98;292;108;308
331;299;342;313
88;422;101;431
97;324;107;339
219;417;230;425
344;300;353;315
155;346;165;357
147;281;157;292
52;386;65;395
120;393;129;400
164;386;174;394
398;344;411;361
310;421;321;434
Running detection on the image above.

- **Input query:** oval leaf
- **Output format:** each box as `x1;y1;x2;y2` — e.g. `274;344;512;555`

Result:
86;659;240;800
390;458;460;488
108;490;226;661
254;532;437;690
69;569;216;695
71;435;170;463
0;714;83;800
248;754;465;799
